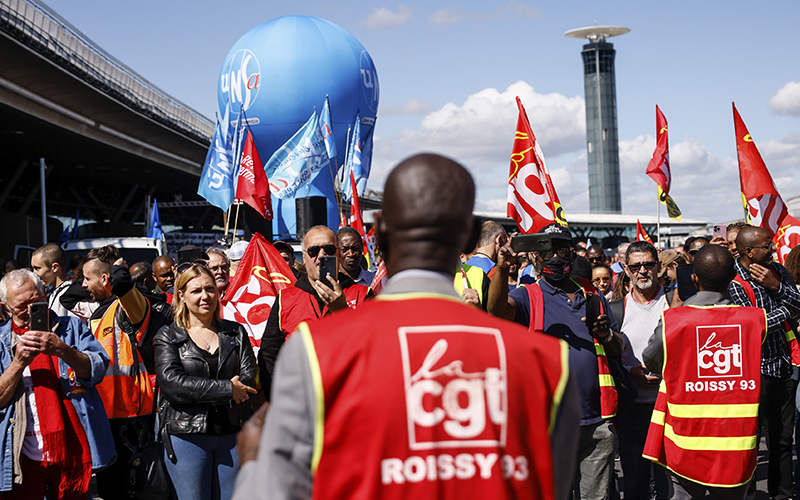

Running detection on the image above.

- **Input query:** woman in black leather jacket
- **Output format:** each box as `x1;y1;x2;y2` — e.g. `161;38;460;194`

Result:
154;263;258;500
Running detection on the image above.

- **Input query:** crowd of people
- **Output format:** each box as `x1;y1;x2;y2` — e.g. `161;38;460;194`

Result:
0;154;799;500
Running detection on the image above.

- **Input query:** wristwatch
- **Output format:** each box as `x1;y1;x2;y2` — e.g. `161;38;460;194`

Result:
600;330;615;344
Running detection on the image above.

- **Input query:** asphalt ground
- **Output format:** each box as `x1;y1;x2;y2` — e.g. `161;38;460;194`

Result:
613;435;781;500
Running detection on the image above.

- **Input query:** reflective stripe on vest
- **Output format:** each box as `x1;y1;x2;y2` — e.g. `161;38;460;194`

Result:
301;294;568;499
525;278;617;419
642;305;766;487
92;300;154;419
731;273;800;366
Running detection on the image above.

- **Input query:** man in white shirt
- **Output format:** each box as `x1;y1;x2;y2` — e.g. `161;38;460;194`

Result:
609;241;670;500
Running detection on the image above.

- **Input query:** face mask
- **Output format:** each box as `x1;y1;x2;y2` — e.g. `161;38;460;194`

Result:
542;255;571;281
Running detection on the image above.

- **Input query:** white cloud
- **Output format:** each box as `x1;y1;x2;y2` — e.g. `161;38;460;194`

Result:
392;80;585;170
428;9;464;26
369;80;585;214
501;1;540;18
368;82;800;224
768;81;800;117
380;97;436;116
615;135;743;222
360;4;412;29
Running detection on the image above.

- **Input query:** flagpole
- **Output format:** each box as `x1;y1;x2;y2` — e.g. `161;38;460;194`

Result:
223;205;231;240
340;124;352;224
657;187;661;249
231;201;241;242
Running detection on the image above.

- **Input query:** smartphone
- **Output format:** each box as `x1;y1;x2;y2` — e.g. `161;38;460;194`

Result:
712;224;727;240
319;256;338;289
511;233;552;253
676;263;697;301
29;302;50;331
585;294;601;333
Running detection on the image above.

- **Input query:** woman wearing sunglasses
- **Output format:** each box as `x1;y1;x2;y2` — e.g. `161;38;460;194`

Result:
155;263;259;500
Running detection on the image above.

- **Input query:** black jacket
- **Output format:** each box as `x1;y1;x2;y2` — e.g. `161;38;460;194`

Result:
154;319;258;437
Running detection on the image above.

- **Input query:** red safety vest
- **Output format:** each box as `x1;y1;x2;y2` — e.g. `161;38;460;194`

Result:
300;293;569;500
91;300;154;419
730;272;800;366
525;278;618;419
643;305;766;487
279;283;370;339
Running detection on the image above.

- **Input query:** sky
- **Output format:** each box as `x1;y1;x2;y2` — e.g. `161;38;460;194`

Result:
43;0;800;224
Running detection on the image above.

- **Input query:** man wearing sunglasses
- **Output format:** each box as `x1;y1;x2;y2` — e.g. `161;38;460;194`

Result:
257;225;371;399
610;241;669;500
488;222;623;500
728;226;800;500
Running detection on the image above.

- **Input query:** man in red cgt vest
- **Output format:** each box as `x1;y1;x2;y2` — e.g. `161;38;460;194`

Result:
232;153;580;500
642;244;766;499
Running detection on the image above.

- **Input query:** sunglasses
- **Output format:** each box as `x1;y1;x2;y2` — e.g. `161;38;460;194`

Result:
305;244;336;258
592;277;611;284
627;261;657;271
539;247;572;260
176;260;208;274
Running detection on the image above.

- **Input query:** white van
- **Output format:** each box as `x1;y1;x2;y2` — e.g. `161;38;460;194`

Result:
63;237;166;266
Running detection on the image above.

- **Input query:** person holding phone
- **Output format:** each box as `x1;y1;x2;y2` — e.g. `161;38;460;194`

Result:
257;226;372;399
0;270;115;499
155;263;259;500
488;223;624;500
608;241;670;500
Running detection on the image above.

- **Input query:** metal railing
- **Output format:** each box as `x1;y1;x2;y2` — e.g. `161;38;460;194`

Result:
0;0;214;145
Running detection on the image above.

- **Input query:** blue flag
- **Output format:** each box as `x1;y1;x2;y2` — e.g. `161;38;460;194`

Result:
58;226;70;245
148;199;164;240
341;113;361;203
320;95;337;160
264;110;330;200
198;106;236;210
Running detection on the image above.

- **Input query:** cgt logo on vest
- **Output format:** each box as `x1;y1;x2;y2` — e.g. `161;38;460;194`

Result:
398;325;508;451
696;325;742;379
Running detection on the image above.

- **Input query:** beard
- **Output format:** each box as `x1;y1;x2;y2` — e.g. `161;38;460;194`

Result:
630;271;654;292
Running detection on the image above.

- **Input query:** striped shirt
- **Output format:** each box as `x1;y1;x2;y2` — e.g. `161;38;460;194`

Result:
729;258;800;378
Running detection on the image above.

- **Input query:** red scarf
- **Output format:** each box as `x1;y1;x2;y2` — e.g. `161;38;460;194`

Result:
12;323;92;496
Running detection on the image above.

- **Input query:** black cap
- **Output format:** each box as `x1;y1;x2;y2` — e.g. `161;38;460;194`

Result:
541;223;573;245
273;241;293;254
177;245;210;265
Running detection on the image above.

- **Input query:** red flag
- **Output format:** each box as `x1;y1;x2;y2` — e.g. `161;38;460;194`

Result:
236;131;273;219
636;219;653;244
507;97;567;233
646;105;671;195
348;167;366;240
221;233;296;355
733;102;800;263
370;260;387;295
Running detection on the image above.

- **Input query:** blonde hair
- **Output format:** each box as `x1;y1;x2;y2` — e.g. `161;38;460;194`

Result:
172;264;222;330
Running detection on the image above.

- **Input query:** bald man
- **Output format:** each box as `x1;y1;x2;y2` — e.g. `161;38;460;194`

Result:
642;245;766;499
257;225;371;398
233;154;579;500
728;226;800;500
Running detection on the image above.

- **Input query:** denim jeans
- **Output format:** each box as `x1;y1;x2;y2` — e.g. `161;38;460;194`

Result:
574;420;618;500
164;433;239;500
747;375;796;500
617;403;668;500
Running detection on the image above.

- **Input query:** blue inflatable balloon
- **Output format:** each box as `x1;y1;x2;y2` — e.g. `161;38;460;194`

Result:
217;16;379;238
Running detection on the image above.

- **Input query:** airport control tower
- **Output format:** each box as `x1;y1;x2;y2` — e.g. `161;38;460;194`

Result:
565;26;629;214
